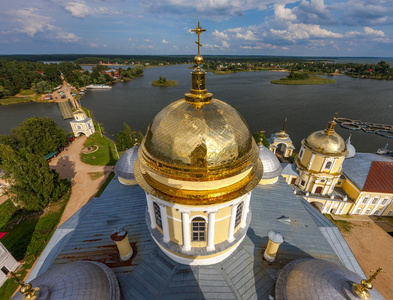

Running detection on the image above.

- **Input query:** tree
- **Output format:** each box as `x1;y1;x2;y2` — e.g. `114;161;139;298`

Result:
1;117;67;156
33;80;52;94
115;122;136;151
253;132;270;147
0;145;68;211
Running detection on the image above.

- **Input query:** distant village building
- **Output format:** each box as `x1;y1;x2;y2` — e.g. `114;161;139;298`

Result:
0;242;19;287
70;109;95;137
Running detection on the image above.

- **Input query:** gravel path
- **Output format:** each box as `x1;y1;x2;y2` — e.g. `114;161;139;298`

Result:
49;135;113;227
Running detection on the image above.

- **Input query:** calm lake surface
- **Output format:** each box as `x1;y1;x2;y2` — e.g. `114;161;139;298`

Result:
1;64;392;153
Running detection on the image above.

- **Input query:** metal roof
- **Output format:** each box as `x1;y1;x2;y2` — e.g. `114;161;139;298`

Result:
258;145;282;179
363;161;393;193
28;176;363;299
342;153;393;191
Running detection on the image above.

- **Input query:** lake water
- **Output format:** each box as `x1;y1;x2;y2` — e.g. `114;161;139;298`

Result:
1;65;392;153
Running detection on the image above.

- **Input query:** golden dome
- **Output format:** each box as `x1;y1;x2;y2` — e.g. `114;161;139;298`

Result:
304;119;348;155
135;98;262;205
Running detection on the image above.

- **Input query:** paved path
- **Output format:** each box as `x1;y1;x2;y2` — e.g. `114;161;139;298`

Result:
49;135;113;227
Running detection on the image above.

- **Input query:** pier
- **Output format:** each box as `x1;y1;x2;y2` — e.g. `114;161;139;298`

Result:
336;117;393;139
58;101;73;119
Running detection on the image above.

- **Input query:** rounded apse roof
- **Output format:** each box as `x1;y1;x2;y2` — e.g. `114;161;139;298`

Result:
11;261;120;300
114;145;139;180
275;259;384;300
258;145;282;179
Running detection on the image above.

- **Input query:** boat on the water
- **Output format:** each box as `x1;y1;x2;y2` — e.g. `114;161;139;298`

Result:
86;84;112;89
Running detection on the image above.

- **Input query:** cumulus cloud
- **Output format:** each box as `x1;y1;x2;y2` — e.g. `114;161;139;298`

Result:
90;43;98;47
274;4;297;21
236;30;258;41
212;30;229;40
363;26;385;37
11;8;80;42
162;39;169;44
64;1;120;18
141;0;290;19
333;0;393;26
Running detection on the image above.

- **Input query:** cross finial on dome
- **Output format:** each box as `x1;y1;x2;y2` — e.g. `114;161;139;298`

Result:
191;22;206;57
325;113;338;136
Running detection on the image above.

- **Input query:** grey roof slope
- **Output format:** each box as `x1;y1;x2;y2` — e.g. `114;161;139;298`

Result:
29;176;359;299
114;146;139;180
342;153;392;190
281;163;298;177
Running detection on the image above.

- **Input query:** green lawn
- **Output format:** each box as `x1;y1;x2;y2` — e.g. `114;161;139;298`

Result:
0;97;33;105
18;89;35;96
0;189;70;300
271;75;336;85
95;172;115;197
80;133;118;166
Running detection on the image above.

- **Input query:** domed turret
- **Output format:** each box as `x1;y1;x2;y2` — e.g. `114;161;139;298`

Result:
304;118;347;156
295;117;348;197
134;23;262;265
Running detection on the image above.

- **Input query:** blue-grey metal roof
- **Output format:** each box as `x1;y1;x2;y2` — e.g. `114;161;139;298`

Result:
114;146;139;180
29;175;363;299
343;153;393;191
281;163;299;177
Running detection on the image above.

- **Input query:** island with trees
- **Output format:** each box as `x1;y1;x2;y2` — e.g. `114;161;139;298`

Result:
151;76;177;87
270;71;336;85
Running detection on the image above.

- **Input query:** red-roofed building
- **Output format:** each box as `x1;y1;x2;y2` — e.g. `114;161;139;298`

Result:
363;161;393;193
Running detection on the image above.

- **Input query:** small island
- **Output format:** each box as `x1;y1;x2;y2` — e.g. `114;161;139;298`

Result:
271;71;336;85
151;76;177;87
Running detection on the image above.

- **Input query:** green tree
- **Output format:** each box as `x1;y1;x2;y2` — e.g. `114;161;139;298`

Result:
115;122;135;151
1;117;67;155
253;132;270;147
0;145;68;211
33;81;52;94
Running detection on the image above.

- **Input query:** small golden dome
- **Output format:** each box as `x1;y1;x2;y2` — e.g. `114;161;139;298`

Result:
304;119;347;155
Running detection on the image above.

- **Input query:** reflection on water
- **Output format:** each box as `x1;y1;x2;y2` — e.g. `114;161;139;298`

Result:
1;65;393;153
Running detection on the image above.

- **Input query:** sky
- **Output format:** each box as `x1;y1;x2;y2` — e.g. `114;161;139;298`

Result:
1;0;393;57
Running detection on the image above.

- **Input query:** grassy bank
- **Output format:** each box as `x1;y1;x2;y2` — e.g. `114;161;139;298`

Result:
0;96;33;105
80;132;118;166
271;75;336;85
0;189;71;299
151;80;177;87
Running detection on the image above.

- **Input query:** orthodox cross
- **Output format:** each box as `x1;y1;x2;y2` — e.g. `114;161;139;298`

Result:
191;22;206;56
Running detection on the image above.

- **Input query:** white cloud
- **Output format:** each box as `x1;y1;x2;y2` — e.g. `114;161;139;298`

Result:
364;26;385;37
274;4;297;21
11;8;80;42
64;1;119;18
212;29;229;40
221;40;230;48
162;39;169;44
236;30;258;41
90;43;98;47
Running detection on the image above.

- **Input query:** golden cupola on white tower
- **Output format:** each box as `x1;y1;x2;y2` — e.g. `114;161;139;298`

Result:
295;117;348;196
134;23;262;265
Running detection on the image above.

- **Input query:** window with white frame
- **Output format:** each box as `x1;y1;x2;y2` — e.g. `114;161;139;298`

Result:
324;161;333;170
356;208;361;214
387;210;393;216
372;197;379;204
300;180;306;187
362;196;369;204
299;149;304;159
235;202;244;228
153;202;162;229
373;210;380;215
382;198;388;205
365;209;371;214
192;217;206;242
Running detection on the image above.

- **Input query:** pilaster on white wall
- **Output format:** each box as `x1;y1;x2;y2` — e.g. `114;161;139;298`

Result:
180;211;191;251
241;194;251;228
146;193;156;229
159;204;170;243
206;210;218;251
227;204;238;243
